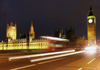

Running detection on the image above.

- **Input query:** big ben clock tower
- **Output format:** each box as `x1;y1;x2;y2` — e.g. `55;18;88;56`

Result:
87;5;96;45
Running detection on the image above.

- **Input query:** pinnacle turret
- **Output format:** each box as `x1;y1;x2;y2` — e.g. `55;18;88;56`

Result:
88;2;94;16
11;21;13;25
29;22;34;34
29;21;35;39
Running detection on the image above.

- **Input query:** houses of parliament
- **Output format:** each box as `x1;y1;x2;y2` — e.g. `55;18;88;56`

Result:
0;21;51;50
0;4;96;50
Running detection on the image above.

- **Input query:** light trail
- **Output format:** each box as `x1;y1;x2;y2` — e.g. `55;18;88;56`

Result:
31;51;85;62
9;50;75;61
10;58;64;70
40;36;69;41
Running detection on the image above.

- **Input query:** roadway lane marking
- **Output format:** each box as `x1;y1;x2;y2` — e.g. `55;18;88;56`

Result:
10;64;36;70
87;58;96;64
95;62;100;70
31;51;85;62
78;68;82;70
9;50;75;61
38;58;64;64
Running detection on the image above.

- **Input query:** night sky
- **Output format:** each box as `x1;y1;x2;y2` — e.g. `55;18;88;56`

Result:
0;0;100;41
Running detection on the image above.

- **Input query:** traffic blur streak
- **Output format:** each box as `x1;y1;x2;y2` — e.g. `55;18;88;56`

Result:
40;36;69;42
31;51;85;62
85;46;97;51
85;46;97;54
9;50;75;61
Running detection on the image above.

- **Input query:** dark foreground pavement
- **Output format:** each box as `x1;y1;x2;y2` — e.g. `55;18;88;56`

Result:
0;50;100;70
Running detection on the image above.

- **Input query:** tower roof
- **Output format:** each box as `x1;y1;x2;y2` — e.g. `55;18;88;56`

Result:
29;22;35;34
88;2;94;16
10;21;13;26
90;5;92;10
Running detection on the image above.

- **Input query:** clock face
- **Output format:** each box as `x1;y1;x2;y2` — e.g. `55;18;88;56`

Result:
88;19;93;23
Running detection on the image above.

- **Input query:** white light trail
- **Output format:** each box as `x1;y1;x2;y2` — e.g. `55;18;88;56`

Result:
31;51;85;62
40;36;69;41
9;50;75;61
85;46;97;51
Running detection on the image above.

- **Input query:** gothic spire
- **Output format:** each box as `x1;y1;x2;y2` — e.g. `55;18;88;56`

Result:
29;21;34;34
7;22;9;28
10;21;13;26
29;21;35;39
88;1;94;16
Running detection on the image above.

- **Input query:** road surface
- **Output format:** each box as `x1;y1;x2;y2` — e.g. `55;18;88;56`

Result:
0;50;100;70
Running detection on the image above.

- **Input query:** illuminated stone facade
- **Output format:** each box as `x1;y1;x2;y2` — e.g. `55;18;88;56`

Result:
7;21;17;40
0;39;50;50
0;21;50;50
87;5;96;45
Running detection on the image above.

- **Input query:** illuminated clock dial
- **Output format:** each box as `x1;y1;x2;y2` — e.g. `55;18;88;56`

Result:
88;19;93;23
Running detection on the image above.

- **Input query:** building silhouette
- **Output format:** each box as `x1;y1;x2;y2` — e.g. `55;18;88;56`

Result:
65;27;75;41
54;29;64;38
54;27;87;48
